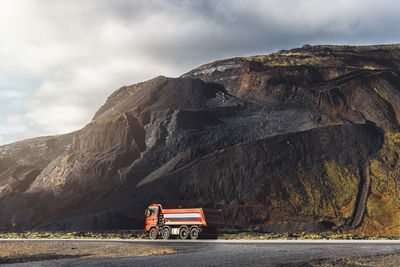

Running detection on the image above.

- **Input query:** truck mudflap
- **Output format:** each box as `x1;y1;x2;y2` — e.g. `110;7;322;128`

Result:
200;226;220;239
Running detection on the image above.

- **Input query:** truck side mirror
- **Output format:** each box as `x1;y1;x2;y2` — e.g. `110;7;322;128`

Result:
145;209;148;217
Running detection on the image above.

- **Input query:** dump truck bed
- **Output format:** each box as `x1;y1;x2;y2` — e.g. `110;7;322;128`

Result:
162;208;224;226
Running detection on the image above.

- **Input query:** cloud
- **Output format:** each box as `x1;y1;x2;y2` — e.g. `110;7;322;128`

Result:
0;0;400;145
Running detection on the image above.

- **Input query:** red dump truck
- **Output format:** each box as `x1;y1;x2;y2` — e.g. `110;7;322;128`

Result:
145;204;224;240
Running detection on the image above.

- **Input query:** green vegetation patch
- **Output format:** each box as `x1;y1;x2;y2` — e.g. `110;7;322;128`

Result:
244;53;333;67
1;231;400;240
218;231;400;240
0;232;149;240
363;131;400;235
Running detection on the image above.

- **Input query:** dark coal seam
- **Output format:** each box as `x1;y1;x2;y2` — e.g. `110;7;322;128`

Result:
348;160;371;228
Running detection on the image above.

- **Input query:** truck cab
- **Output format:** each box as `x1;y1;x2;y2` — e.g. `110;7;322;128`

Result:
145;204;161;232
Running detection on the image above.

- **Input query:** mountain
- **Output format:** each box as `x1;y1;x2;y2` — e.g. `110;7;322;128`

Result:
1;44;400;234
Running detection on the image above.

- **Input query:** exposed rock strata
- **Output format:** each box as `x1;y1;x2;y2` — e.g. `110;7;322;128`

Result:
1;44;400;233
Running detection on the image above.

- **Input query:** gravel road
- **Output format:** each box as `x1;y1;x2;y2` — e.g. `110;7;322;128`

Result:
2;240;400;266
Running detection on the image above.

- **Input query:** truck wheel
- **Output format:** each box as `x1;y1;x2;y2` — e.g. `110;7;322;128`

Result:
149;228;158;240
179;227;189;240
161;227;171;240
190;227;199;240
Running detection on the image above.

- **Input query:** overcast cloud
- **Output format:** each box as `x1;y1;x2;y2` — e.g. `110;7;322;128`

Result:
0;0;399;145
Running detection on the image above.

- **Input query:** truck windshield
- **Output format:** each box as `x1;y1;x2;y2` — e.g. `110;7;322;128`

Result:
147;208;157;217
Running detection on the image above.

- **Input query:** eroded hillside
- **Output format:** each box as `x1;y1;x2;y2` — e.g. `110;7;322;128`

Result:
1;44;400;234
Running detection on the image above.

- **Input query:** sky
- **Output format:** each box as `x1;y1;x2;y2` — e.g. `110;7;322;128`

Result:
0;0;399;145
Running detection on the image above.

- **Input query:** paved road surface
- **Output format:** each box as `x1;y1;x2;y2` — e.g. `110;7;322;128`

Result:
3;239;400;266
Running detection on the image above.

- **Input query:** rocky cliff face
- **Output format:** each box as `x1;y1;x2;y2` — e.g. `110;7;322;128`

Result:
1;44;400;234
0;133;74;196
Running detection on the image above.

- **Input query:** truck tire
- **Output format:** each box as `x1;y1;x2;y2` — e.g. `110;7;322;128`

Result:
161;227;171;240
190;227;199;240
179;226;189;240
149;228;158;240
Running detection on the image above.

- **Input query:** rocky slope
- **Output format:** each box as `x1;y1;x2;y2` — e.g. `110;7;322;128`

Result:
1;44;400;234
0;133;74;196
